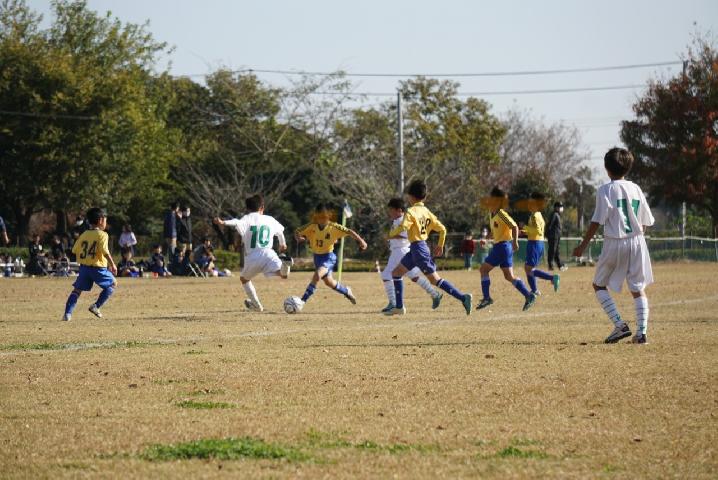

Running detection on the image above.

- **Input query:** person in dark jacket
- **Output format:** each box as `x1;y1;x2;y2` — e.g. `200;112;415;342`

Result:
177;206;192;252
163;202;180;255
546;201;565;271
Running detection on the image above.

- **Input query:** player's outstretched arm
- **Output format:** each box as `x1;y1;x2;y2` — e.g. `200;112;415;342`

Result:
212;217;225;227
348;229;367;250
276;232;287;252
104;253;117;276
573;222;601;257
511;225;520;252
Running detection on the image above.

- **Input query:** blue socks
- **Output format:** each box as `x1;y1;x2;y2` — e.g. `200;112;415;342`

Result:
393;277;404;308
481;277;491;299
513;279;531;298
64;291;80;316
96;286;114;308
334;283;348;295
533;269;553;281
437;279;464;301
301;283;316;302
527;273;537;293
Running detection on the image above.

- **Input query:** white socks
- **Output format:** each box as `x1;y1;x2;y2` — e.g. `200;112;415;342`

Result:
595;290;624;327
415;276;439;298
634;295;649;335
243;281;260;305
383;280;396;305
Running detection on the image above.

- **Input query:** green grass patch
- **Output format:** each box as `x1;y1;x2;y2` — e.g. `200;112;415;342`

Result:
305;429;437;455
140;437;310;462
495;446;549;460
0;340;162;352
175;400;234;410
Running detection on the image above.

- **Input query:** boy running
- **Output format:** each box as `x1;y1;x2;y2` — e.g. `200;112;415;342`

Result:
381;198;442;313
213;194;292;312
294;203;367;309
573;148;654;344
523;192;560;295
62;208;117;321
387;179;472;316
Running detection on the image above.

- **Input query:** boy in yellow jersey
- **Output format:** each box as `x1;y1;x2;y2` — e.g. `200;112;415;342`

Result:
477;187;536;311
523;192;560;295
387;179;472;316
62;208;117;321
294;203;367;309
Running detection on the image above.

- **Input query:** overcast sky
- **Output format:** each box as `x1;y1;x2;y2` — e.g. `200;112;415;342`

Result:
27;0;718;176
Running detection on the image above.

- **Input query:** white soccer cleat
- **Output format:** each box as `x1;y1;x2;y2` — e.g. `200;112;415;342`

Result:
61;313;71;321
88;304;103;319
344;286;357;305
244;298;264;312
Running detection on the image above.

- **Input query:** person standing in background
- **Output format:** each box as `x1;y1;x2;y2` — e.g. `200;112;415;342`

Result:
460;231;476;271
119;224;138;256
547;201;565;271
177;206;192;252
163;202;179;255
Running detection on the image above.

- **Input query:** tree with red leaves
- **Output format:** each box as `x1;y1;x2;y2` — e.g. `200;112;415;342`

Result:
621;36;718;235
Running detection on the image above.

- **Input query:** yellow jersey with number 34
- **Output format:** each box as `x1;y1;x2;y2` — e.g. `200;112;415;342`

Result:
295;222;350;254
72;229;110;267
490;209;518;243
389;202;447;248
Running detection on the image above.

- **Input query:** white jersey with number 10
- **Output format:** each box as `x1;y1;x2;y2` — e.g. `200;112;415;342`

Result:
223;212;286;256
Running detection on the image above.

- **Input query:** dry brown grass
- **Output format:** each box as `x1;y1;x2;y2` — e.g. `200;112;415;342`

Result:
1;262;717;479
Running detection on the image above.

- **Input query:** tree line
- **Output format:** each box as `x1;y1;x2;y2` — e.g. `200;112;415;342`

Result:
1;0;716;252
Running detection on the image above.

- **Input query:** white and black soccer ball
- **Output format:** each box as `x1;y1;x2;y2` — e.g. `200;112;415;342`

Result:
283;296;303;314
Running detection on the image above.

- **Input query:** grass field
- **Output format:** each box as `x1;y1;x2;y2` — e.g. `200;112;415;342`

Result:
1;263;717;479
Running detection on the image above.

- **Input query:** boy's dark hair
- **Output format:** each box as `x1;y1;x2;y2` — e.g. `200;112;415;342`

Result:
490;186;506;198
246;194;264;212
406;179;427;200
530;192;546;200
315;202;330;212
86;207;107;225
604;147;634;177
152;243;161;250
170;202;179;210
387;198;404;211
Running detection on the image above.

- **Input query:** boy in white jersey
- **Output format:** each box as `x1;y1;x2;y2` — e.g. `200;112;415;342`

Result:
381;198;442;313
573;148;654;344
213;194;292;312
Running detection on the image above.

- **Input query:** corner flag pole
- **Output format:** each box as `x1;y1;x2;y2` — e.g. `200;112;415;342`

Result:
337;199;352;282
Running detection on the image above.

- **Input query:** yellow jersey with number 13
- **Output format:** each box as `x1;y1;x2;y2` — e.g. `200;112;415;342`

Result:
72;229;110;267
389;202;447;248
295;222;350;254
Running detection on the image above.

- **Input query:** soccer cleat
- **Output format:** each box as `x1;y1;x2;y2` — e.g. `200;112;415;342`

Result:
279;254;293;278
604;323;631;343
88;304;103;319
62;313;71;321
432;293;443;310
244;298;264;312
522;293;537;311
553;274;560;292
462;293;473;316
380;303;395;313
384;306;406;316
344;286;357;305
632;333;647;344
559;265;568;272
533;290;542;296
476;298;494;310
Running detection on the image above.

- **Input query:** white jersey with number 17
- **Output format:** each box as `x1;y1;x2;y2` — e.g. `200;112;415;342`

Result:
591;180;655;239
223;212;285;256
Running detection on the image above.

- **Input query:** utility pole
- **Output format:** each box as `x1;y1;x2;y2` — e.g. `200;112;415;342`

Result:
397;90;404;196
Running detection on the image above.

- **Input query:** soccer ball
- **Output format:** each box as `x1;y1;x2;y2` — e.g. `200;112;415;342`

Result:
283;296;303;314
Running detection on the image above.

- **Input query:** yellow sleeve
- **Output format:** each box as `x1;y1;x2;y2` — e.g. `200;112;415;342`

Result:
497;210;517;229
389;211;413;238
524;213;538;237
295;223;312;237
429;212;447;248
99;233;110;258
330;222;351;238
72;238;81;256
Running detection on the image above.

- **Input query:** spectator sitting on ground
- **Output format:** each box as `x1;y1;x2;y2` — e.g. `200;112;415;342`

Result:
119;224;138;255
193;238;213;269
118;247;140;277
26;234;48;275
149;244;171;277
50;234;66;261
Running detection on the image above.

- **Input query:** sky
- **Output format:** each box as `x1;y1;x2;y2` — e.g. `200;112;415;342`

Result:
27;0;718;177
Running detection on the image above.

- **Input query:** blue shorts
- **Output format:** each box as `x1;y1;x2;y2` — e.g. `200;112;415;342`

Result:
485;241;513;268
400;241;436;274
525;240;545;267
314;252;337;272
73;265;115;291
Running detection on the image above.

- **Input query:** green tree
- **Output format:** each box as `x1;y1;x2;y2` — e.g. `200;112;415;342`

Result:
621;36;718;235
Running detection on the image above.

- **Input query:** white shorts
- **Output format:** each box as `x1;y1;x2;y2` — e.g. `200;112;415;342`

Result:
593;236;653;292
382;248;422;281
241;250;282;280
